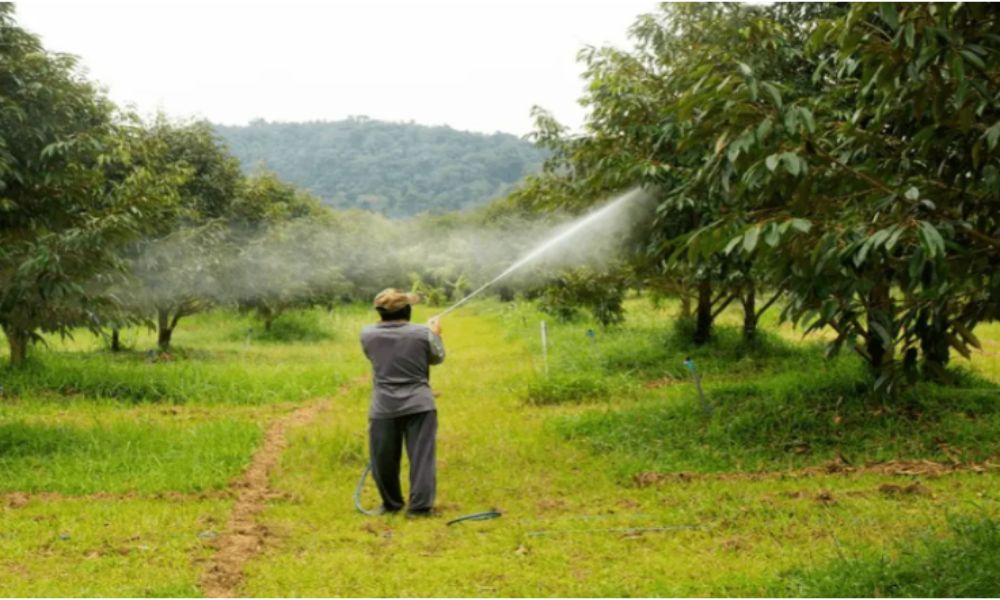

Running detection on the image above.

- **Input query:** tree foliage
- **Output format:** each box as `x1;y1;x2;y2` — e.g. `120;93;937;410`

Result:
513;2;1000;390
0;5;156;365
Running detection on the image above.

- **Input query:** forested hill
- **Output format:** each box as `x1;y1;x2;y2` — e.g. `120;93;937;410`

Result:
215;118;546;217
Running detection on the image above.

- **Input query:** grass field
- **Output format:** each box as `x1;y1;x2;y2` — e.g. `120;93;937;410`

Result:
1;299;997;596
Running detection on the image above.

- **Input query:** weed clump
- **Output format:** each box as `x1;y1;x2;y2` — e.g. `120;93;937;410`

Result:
775;515;1000;597
238;310;335;343
525;371;620;405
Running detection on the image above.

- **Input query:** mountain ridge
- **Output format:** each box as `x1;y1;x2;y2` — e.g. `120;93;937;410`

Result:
215;117;545;218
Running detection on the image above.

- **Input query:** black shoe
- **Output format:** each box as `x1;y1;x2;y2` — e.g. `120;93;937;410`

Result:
405;508;439;519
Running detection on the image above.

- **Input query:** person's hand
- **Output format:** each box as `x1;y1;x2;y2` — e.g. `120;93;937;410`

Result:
428;317;442;337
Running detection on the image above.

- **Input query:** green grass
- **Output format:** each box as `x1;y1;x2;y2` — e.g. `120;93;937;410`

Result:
1;297;998;596
0;307;368;404
0;417;262;494
555;363;1000;473
240;301;1000;596
487;296;1000;472
0;497;228;597
774;514;1000;597
524;370;634;405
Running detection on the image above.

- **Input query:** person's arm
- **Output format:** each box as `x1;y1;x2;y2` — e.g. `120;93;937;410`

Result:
360;330;372;361
427;318;446;365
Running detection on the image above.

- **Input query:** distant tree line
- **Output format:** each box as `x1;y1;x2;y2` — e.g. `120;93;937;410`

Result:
216;118;547;218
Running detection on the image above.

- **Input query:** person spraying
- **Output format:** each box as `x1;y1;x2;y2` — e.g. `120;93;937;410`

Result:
359;288;445;517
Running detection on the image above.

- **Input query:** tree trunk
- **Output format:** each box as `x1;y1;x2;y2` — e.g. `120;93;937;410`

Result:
157;309;174;351
741;286;757;342
865;280;894;375
3;324;28;368
694;279;713;345
111;328;122;352
921;315;951;381
679;287;691;318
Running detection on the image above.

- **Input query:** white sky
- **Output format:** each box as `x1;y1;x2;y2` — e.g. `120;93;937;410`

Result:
13;1;659;136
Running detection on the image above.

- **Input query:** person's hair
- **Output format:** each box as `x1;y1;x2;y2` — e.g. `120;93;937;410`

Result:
377;305;411;322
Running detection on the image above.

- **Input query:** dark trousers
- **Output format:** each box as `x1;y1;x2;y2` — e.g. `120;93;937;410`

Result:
369;410;437;513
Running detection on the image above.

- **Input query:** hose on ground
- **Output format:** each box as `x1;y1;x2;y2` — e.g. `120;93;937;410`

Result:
355;462;502;524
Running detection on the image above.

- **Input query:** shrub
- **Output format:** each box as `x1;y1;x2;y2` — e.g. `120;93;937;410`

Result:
525;371;618;406
243;310;334;343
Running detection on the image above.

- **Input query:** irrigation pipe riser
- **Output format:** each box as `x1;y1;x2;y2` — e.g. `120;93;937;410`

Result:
684;357;712;417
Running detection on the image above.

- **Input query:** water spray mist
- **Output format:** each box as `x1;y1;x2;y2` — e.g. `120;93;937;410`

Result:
432;187;647;319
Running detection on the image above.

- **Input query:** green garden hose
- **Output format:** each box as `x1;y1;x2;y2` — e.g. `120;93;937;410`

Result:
354;463;386;516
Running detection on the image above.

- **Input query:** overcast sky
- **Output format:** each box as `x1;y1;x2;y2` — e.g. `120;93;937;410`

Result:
14;1;658;136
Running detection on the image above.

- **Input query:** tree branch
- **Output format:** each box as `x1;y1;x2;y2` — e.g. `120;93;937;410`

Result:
816;148;1000;251
711;292;741;320
755;288;785;320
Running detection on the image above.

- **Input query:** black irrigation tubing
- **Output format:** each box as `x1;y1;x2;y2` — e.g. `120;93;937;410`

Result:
447;511;503;526
511;513;655;524
525;525;702;537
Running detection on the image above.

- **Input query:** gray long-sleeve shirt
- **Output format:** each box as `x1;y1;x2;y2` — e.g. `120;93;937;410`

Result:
360;321;446;419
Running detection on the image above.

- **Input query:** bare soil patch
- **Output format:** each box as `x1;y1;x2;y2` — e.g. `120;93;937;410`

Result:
198;395;339;598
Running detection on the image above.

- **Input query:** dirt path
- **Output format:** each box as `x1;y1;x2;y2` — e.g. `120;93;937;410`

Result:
198;383;358;598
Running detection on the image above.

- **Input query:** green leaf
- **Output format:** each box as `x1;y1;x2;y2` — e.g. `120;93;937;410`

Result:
756;118;773;142
854;237;874;267
764;224;780;247
947;333;972;360
780;152;801;176
904;186;919;201
765;154;780;172
723;235;742;255
743;225;761;253
798;107;816;134
870;320;894;348
953;321;982;350
904;22;915;48
917;221;946;258
984;121;1000;151
761;82;783;108
789;218;812;233
912;125;937;144
737;62;753;77
960;49;985;70
880;3;899;30
714;131;730;156
885;226;904;251
784;106;800;134
870;227;892;249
